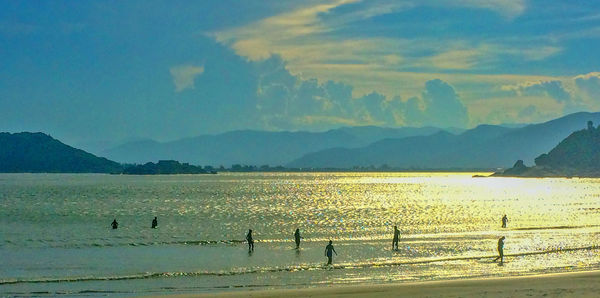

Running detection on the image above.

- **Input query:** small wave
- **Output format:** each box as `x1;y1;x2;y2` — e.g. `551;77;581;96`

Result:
4;224;598;249
2;239;248;249
2;245;597;286
513;224;600;231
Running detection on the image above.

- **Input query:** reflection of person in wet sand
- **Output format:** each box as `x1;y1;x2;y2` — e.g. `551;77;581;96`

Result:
493;236;505;263
246;229;254;252
325;240;337;265
392;225;400;250
502;215;508;228
294;228;303;249
111;219;118;229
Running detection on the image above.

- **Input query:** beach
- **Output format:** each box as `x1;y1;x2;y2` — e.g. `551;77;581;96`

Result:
167;270;600;298
2;173;599;295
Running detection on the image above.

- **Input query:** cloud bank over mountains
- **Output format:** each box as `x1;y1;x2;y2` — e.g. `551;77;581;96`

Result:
1;0;599;147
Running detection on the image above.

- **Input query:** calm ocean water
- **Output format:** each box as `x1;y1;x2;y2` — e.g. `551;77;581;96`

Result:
1;172;599;296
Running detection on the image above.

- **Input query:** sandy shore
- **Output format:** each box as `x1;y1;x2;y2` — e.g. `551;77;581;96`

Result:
151;270;600;298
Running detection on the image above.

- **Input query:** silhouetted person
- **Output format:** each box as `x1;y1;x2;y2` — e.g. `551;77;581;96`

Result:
501;215;508;228
246;229;254;252
111;219;118;229
325;240;337;265
493;236;505;263
151;217;158;229
294;228;303;249
392;225;400;250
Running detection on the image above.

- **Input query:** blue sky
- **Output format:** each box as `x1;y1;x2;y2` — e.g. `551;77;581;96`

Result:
1;0;600;149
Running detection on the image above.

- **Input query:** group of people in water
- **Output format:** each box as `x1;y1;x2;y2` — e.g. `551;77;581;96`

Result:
111;217;158;230
245;228;337;265
110;214;510;265
494;214;509;263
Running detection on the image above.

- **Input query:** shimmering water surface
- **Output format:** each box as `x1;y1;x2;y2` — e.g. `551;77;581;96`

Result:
0;173;599;296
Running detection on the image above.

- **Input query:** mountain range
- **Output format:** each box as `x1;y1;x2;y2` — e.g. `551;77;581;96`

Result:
3;112;600;172
101;126;444;166
287;112;600;169
103;111;600;169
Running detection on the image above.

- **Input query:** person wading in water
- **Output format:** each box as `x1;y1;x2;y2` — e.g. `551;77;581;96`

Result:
325;240;337;265
493;236;506;263
246;229;254;252
294;228;303;249
392;225;400;250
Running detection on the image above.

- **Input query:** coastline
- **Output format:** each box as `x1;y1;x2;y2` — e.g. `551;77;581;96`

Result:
149;270;600;298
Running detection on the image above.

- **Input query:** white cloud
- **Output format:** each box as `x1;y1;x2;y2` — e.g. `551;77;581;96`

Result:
509;46;562;61
501;80;572;102
169;65;205;92
428;49;483;70
451;0;526;19
574;72;600;109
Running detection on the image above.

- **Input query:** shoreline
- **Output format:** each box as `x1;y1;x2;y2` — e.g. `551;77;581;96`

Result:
149;270;600;298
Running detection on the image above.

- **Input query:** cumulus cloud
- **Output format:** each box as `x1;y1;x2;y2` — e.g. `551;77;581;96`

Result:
250;56;469;129
258;63;470;128
501;80;572;102
419;79;469;128
574;72;600;98
487;72;600;123
169;65;205;92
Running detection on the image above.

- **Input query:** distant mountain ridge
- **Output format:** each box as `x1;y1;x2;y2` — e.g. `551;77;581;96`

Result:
288;112;600;169
494;121;600;177
102;126;443;166
0;132;122;173
5;112;599;172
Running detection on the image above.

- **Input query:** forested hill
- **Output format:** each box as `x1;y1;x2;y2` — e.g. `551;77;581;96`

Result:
0;132;122;173
494;121;600;177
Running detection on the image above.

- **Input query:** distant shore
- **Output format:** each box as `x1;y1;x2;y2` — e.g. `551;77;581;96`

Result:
149;270;600;298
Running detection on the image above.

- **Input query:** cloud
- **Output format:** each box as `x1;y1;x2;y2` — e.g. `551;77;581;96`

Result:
6;0;600;149
213;0;560;104
169;65;205;92
518;46;562;61
498;78;592;116
468;95;565;126
250;55;470;129
574;72;600;110
574;72;600;97
451;0;526;19
420;79;469;128
428;49;483;70
518;105;538;118
501;80;572;102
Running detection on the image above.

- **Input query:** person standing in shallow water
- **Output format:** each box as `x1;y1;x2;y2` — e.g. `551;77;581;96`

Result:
246;229;254;252
294;228;302;249
111;219;118;229
151;217;158;229
392;225;400;250
493;236;505;263
501;215;508;228
325;240;337;265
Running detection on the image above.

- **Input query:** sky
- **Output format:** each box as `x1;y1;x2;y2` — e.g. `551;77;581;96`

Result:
1;0;600;149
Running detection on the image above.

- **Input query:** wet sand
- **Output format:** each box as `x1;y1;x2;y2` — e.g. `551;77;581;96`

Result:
152;270;600;298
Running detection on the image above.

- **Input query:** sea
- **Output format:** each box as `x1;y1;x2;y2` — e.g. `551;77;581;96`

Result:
1;172;599;296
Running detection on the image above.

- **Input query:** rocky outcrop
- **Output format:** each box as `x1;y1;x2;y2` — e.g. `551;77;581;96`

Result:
493;121;600;177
